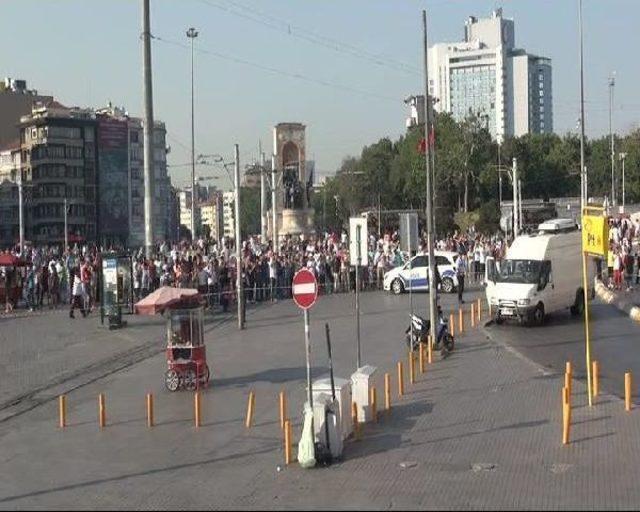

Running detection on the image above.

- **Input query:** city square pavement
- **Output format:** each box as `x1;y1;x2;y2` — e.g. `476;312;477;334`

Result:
1;288;640;510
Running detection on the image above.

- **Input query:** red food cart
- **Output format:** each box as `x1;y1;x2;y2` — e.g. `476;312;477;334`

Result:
135;286;210;392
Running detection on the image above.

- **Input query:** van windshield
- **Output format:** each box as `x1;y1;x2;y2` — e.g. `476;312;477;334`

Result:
495;259;543;284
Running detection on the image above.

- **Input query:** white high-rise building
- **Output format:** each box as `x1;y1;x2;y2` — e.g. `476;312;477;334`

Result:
428;8;552;142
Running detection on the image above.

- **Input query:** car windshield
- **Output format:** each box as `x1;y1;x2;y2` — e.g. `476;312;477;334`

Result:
495;259;543;284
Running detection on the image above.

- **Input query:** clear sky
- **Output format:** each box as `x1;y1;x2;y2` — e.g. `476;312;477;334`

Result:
2;0;638;190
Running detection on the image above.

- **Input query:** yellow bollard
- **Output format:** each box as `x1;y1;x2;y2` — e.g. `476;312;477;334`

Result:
471;303;476;328
384;373;391;412
477;298;482;322
98;393;106;429
351;402;360;439
409;350;415;385
458;308;464;334
449;313;455;337
279;390;287;431
194;391;201;428
146;393;154;428
625;372;632;412
58;395;66;429
245;391;256;428
565;361;572;375
427;334;432;364
564;371;572;398
419;343;425;373
370;387;377;423
397;362;404;397
562;386;571;445
284;419;292;465
592;361;599;397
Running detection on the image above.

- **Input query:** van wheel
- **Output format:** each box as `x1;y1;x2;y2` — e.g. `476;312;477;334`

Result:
391;279;404;295
533;303;545;326
571;290;584;317
442;277;454;293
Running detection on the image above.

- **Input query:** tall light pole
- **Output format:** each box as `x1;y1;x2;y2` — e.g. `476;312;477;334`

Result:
578;0;587;209
620;152;627;212
142;0;155;258
64;198;68;253
17;169;24;253
512;158;519;238
260;151;267;241
422;10;437;348
234;144;244;329
271;154;278;252
186;27;198;240
609;73;616;207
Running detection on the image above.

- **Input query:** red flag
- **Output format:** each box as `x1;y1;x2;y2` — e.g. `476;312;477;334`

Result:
417;129;435;154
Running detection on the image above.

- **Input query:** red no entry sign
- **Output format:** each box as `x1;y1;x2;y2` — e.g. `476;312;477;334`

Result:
292;268;318;310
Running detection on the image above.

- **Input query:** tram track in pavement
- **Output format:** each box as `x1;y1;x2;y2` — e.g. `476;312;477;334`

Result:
0;306;245;426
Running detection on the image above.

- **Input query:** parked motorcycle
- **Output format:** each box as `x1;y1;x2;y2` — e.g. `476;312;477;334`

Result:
405;310;455;355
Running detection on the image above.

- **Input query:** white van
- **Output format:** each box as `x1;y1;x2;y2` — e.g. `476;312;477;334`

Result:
485;219;596;326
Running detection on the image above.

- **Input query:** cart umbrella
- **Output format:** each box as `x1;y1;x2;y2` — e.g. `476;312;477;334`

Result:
134;286;201;315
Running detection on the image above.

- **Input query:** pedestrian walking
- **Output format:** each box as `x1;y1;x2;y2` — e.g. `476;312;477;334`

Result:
456;254;467;304
69;270;87;318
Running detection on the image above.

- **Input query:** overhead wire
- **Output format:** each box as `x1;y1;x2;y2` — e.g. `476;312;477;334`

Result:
152;34;403;104
196;0;420;76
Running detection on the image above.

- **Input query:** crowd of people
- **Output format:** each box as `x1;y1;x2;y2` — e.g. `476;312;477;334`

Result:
605;216;640;291
0;226;510;317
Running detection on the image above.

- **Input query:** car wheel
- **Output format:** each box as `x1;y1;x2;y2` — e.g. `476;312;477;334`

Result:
391;279;404;295
442;277;454;293
571;289;584;317
533;303;545;326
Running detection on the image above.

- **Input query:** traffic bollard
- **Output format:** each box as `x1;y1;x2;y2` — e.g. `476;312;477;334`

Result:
351;402;360;439
592;361;599;397
562;386;571;445
625;372;632;412
565;371;572;398
409;351;415;385
245;391;255;428
146;393;154;428
284;419;292;465
449;313;455;337
471;303;476;328
58;395;66;429
427;334;432;364
194;391;201;428
370;387;377;423
397;362;404;397
384;373;391;413
419;343;425;373
98;394;106;429
565;361;572;376
279;390;287;431
477;298;482;322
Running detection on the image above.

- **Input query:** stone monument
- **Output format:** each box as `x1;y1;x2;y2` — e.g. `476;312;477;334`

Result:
269;122;314;240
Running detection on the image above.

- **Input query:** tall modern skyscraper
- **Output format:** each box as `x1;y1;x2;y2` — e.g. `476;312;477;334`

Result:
428;8;552;142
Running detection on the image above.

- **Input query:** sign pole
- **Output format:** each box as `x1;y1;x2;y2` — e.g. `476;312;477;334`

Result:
582;248;593;407
408;215;414;352
356;224;362;369
304;308;314;416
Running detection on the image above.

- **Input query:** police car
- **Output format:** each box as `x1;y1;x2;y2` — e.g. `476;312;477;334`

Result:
383;251;459;295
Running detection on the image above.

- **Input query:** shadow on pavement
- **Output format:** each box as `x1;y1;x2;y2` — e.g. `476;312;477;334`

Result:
212;366;329;389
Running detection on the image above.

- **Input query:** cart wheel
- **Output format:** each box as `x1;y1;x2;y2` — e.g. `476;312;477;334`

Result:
165;370;180;392
183;369;197;391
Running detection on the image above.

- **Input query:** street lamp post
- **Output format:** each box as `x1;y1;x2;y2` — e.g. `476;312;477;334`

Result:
620;152;627;212
186;27;198;240
609;73;616;208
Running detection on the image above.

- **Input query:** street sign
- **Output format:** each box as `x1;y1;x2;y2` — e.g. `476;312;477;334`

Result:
349;217;368;266
292;269;318;310
582;213;608;257
399;213;419;253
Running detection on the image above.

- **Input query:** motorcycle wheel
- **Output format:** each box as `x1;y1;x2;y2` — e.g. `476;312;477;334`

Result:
443;333;455;352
